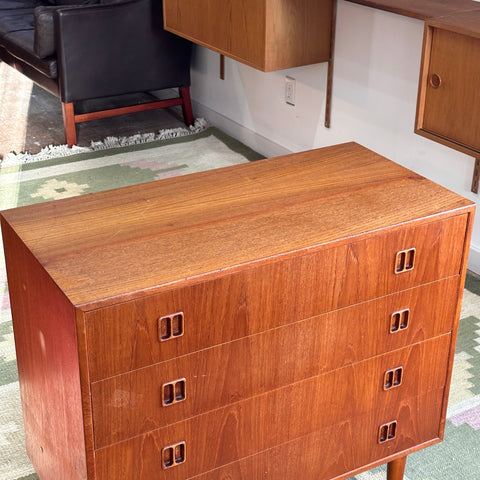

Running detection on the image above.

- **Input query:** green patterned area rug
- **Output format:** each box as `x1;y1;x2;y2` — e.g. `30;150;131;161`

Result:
1;129;479;479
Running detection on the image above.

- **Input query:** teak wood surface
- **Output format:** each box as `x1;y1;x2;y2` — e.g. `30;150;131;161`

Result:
84;218;466;381
1;142;475;480
347;1;480;167
345;0;480;20
415;11;480;157
1;142;473;310
93;332;452;447
162;0;333;71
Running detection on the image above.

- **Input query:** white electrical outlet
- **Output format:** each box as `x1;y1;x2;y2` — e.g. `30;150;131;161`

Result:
285;76;296;106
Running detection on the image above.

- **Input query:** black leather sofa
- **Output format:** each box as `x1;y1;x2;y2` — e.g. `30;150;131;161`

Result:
0;0;193;146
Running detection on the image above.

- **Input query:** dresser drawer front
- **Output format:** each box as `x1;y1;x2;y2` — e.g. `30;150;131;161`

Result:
92;333;450;452
191;394;444;480
85;214;467;381
91;278;459;447
95;393;443;480
94;335;449;478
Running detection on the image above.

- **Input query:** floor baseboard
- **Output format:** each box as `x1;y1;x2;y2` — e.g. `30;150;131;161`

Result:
191;101;291;159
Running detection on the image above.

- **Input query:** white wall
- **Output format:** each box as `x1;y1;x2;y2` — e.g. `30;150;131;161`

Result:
189;0;480;273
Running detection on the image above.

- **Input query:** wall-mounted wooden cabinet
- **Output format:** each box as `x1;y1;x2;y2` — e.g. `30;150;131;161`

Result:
163;0;334;72
416;12;480;157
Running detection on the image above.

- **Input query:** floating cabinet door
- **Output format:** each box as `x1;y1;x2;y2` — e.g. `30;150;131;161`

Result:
163;0;333;72
416;27;480;156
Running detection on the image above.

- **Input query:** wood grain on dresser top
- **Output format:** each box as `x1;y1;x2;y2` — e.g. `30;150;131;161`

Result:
1;142;473;311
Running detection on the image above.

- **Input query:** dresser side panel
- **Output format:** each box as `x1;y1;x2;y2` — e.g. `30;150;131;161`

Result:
1;220;88;480
437;208;475;438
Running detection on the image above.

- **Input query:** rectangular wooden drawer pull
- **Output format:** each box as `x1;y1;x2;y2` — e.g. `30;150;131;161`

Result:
390;308;410;333
158;312;184;342
383;366;403;390
162;378;186;406
162;441;186;469
378;421;397;444
395;248;416;273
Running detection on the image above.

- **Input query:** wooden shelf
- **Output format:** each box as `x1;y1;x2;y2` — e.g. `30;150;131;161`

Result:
346;0;480;21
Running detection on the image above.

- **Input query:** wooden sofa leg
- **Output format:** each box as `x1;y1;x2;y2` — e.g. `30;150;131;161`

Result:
62;102;77;147
180;86;194;126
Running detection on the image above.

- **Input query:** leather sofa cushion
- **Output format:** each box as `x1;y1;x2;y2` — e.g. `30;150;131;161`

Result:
2;28;57;77
0;0;44;9
48;0;99;4
0;9;33;37
0;1;56;76
33;1;100;58
33;5;57;57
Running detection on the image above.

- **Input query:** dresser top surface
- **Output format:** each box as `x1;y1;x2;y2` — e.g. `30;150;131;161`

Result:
1;142;473;309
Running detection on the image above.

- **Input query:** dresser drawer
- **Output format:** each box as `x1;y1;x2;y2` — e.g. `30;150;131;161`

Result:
94;334;450;477
91;278;458;447
192;393;444;480
93;334;450;449
85;215;467;381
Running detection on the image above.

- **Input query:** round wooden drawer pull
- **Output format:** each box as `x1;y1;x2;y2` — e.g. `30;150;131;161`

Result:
429;73;442;89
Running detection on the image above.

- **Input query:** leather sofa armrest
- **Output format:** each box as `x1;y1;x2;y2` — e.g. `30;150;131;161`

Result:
55;0;191;103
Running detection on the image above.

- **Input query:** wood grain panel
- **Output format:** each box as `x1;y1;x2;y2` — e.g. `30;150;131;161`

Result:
94;335;450;477
345;0;480;20
92;321;453;447
419;28;480;154
264;0;333;71
163;0;266;69
1;143;472;309
86;215;466;380
163;0;332;71
192;396;443;480
426;10;480;40
1;222;90;479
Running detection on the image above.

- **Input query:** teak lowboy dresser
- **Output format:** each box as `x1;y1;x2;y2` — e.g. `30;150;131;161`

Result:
1;142;475;480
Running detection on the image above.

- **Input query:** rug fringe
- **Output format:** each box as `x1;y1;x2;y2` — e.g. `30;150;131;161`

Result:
1;118;208;166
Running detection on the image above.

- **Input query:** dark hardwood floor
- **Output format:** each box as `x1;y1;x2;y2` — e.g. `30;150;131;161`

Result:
0;63;187;159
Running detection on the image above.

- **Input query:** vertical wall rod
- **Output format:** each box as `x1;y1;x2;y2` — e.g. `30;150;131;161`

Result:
471;158;480;194
325;0;338;128
220;54;225;80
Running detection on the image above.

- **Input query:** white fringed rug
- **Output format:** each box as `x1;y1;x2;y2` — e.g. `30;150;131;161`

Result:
0;123;264;210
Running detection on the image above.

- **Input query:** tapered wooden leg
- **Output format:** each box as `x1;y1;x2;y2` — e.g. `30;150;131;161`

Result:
62;102;77;147
387;456;407;480
180;86;194;126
